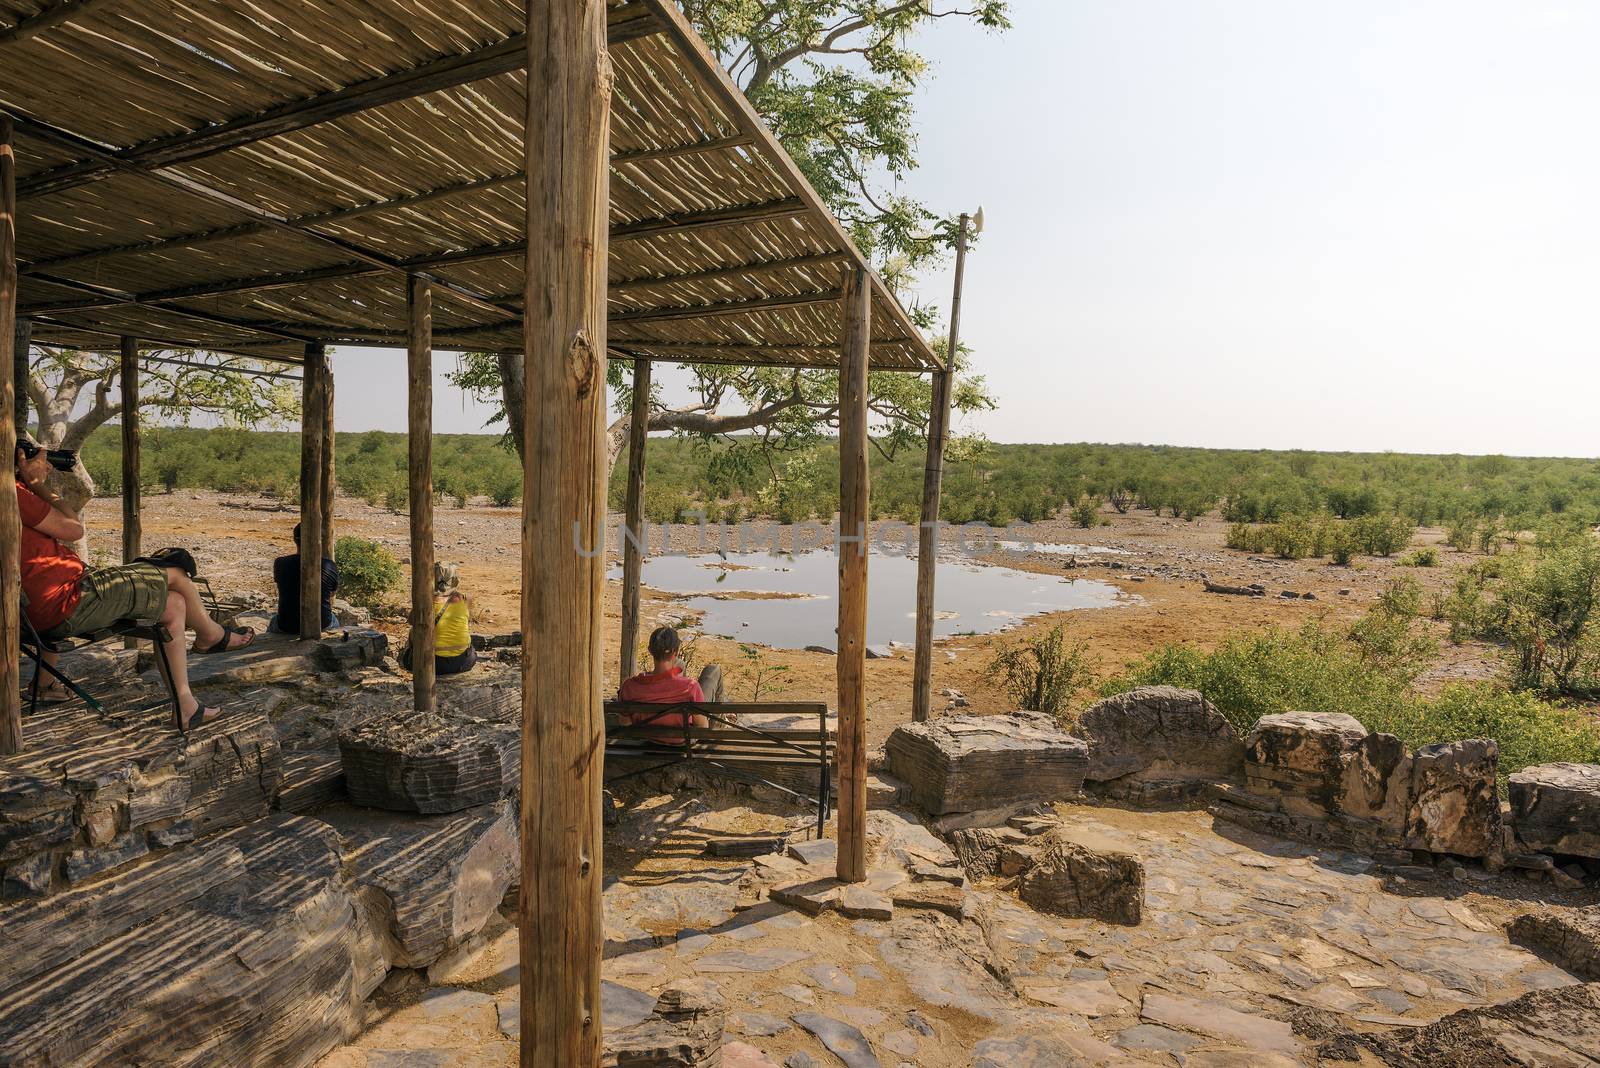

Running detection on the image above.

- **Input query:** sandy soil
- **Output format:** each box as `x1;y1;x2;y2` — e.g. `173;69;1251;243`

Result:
85;492;1511;750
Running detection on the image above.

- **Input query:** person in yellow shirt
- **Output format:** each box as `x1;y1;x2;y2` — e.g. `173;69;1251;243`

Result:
400;562;477;676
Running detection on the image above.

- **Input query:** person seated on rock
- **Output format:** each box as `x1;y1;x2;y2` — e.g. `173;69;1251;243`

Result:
269;523;339;634
399;562;478;677
15;435;253;730
616;626;724;742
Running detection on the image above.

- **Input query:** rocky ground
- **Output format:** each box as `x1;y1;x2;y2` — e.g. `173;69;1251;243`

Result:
82;492;1518;752
312;792;1590;1068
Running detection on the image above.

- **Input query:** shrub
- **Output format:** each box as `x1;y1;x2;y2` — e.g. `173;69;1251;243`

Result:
383;484;407;513
1352;513;1414;557
1445;517;1477;552
1328;525;1357;566
1401;547;1438;567
987;623;1097;719
1494;529;1600;693
334;536;402;608
1267;515;1313;560
1071;498;1101;529
1372;683;1600;781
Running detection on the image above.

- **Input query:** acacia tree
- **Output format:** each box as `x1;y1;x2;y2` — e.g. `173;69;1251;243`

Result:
24;346;298;551
455;0;1007;483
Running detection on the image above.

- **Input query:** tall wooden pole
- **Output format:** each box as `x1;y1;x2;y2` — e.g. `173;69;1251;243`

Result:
119;336;141;564
835;266;871;884
321;355;335;556
298;342;327;639
912;213;968;722
407;275;436;715
520;3;611;1065
619;357;651;682
0;114;21;757
13;316;28;433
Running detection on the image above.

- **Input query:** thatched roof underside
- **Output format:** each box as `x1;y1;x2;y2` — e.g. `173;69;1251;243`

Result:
1;0;938;372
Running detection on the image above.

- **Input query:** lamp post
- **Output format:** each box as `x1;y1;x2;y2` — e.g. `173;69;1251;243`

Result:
912;206;981;722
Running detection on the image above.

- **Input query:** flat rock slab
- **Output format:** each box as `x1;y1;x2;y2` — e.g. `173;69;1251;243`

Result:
1;702;281;899
0;814;369;1068
276;746;346;813
837;885;893;921
884;712;1088;816
770;876;843;915
1359;981;1600;1066
1140;991;1300;1054
792;1012;881;1068
320;800;516;969
339;706;517;814
1077;686;1244;784
787;838;837;866
696;948;811;973
1510;762;1600;858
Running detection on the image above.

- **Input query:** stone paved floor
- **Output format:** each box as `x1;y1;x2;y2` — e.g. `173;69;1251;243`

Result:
316;803;1583;1067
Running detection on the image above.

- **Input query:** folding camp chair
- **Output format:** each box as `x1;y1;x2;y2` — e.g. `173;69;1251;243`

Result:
18;593;181;725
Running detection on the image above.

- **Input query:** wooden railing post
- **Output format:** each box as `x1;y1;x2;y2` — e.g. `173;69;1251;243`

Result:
0;113;21;757
120;336;141;564
836;265;871;883
298;342;326;639
407;275;436;715
620;357;651;682
520;2;611;1065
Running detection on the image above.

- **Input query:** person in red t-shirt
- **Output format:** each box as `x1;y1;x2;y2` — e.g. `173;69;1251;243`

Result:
616;626;724;742
15;437;255;730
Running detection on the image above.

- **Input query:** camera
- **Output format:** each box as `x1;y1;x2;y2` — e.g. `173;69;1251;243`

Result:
45;449;78;472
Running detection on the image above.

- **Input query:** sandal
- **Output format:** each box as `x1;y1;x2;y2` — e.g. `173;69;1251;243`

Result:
179;704;224;732
34;683;71;705
195;624;255;654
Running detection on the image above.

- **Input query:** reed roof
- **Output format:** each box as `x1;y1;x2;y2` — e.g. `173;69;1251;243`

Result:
1;0;939;371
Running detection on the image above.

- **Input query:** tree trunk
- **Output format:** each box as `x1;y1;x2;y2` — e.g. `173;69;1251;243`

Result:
497;351;526;463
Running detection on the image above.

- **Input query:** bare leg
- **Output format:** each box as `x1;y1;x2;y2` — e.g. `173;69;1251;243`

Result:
164;568;224;645
158;589;203;725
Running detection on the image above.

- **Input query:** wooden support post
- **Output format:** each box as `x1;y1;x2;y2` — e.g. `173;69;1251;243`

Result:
619;357;651;682
520;3;611;1066
119;336;141;564
13;316;28;432
835;266;871;884
298;342;327;639
321;355;335;555
407;275;436;715
913;213;968;722
0;114;21;756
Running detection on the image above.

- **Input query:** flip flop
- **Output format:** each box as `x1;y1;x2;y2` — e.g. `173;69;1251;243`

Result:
195;624;255;654
181;704;224;732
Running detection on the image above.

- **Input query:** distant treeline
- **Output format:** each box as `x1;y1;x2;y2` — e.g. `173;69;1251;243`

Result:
81;426;1600;529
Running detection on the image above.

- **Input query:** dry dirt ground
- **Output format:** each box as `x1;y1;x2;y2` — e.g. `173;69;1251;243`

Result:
88;492;1506;749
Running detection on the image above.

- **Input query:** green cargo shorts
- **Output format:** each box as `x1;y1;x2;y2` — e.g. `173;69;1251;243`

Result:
43;562;169;641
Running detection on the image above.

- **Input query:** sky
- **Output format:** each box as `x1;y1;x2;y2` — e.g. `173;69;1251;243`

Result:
331;0;1600;457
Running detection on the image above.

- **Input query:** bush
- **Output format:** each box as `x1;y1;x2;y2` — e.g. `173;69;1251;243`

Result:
1352;513;1414;557
987;623;1097;719
1328;525;1357;566
1070;498;1100;529
1445;517;1477;552
1401;547;1438;567
1102;613;1600;780
334;537;401;608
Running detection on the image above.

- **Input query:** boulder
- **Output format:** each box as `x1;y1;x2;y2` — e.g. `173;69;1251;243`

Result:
1359;980;1600;1067
1404;739;1500;857
1075;686;1244;784
311;629;389;672
1243;711;1410;838
1508;907;1600;981
339;708;517;814
320;800;518;970
884;712;1088;816
1017;826;1143;925
603;978;726;1067
948;826;1035;879
1510;762;1600;859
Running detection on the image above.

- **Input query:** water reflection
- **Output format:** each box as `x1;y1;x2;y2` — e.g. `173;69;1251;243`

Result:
607;551;1128;648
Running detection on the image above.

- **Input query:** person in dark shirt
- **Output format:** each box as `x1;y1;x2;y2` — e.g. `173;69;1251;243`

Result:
269;524;339;634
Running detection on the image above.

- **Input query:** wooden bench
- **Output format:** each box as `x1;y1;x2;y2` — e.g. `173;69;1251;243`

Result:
604;700;834;831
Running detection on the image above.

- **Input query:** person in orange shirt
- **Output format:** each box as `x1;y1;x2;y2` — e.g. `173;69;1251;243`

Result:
616;626;724;742
15;436;253;730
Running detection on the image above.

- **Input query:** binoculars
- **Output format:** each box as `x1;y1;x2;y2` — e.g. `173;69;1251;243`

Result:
45;449;78;472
